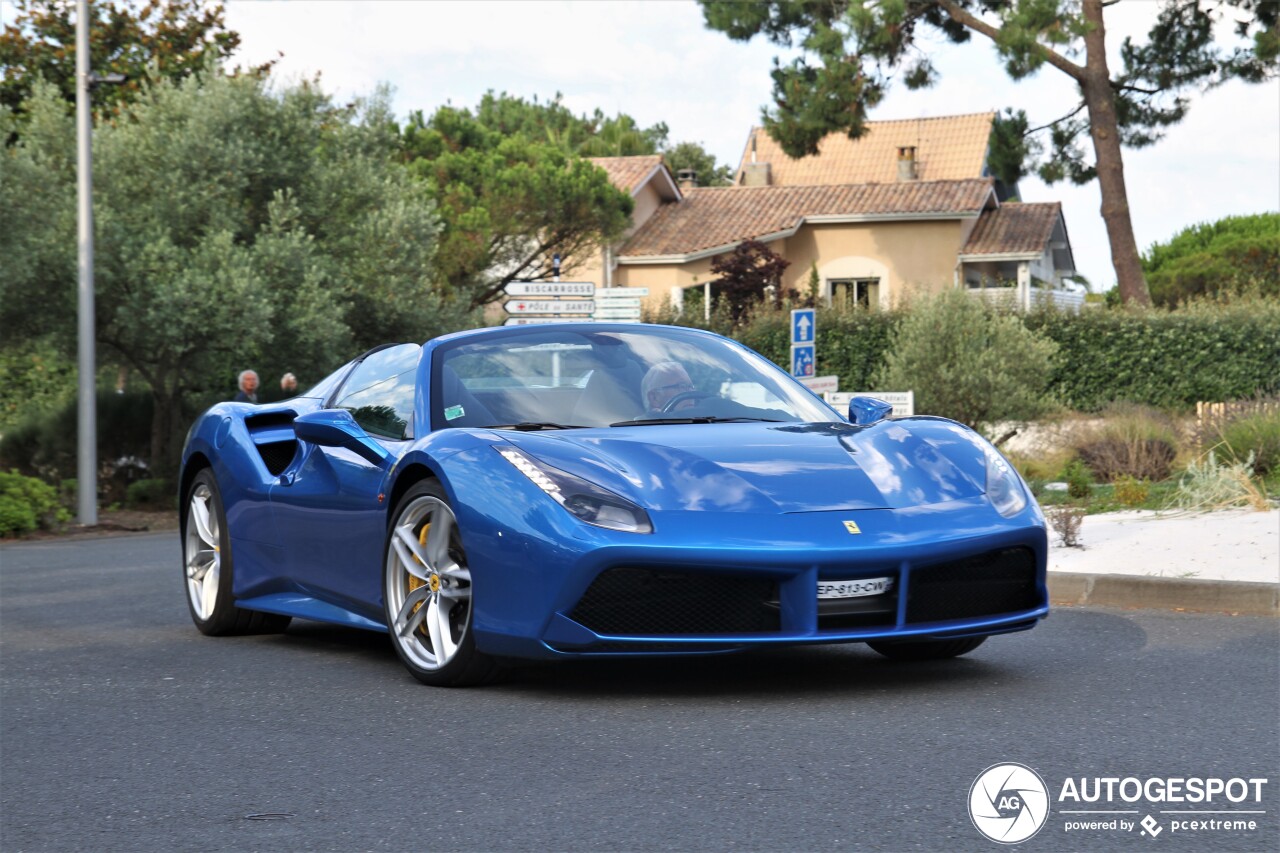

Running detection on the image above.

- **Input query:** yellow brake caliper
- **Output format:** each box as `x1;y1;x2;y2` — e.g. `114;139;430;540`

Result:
406;522;430;633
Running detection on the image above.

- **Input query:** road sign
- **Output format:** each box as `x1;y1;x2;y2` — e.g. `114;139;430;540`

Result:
791;308;815;344
593;309;643;320
596;287;649;298
504;281;595;297
827;391;914;418
798;375;838;394
790;344;815;377
502;317;589;326
590;297;641;309
503;299;595;315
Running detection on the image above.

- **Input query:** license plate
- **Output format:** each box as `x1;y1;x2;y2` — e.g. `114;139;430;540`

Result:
817;576;895;599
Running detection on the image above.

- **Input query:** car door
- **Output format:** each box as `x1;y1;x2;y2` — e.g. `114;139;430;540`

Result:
270;344;422;618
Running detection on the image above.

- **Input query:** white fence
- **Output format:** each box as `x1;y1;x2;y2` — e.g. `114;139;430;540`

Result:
966;286;1085;313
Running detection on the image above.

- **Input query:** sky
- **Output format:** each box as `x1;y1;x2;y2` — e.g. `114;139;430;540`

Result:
7;0;1277;290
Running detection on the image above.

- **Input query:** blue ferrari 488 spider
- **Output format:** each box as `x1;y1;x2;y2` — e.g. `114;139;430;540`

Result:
180;323;1048;685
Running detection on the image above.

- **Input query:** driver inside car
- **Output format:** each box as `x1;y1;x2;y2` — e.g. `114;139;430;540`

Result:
641;361;698;414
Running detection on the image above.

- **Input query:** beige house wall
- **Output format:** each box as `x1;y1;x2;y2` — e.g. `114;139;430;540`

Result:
618;218;973;312
566;180;672;292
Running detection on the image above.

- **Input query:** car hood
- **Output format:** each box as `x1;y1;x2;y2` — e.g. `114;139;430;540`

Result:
498;421;986;513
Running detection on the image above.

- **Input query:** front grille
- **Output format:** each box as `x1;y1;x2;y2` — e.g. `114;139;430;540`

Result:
905;547;1039;623
569;568;779;636
817;594;897;631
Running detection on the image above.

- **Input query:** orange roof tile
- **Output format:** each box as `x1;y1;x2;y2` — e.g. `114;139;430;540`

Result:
619;179;995;259
961;203;1063;257
737;112;995;186
588;155;666;194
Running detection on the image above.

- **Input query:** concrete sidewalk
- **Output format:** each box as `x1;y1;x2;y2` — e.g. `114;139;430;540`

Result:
1046;508;1279;616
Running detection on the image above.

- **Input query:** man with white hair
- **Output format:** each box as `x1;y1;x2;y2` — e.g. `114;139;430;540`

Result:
641;361;696;414
234;369;259;403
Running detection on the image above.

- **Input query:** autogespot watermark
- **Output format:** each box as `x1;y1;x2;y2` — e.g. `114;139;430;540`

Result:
969;764;1271;844
969;763;1051;844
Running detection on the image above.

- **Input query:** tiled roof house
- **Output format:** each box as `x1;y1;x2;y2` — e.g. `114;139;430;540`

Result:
578;113;1078;314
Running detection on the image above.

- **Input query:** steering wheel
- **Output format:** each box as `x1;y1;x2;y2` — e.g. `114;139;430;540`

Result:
661;390;715;413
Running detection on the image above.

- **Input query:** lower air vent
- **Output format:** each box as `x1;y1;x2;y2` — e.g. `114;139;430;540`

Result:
570;568;779;636
905;547;1039;623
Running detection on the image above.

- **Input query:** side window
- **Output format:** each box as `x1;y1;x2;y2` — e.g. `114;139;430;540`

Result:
333;344;421;440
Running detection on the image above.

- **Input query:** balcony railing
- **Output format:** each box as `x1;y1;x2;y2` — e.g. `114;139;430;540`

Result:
966;286;1085;313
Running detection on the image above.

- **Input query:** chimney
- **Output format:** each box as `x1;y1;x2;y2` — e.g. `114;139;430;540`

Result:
741;162;772;186
677;168;698;191
897;146;918;181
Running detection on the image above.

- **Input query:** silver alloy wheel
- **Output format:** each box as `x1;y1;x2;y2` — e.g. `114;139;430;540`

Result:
385;496;473;671
184;483;221;621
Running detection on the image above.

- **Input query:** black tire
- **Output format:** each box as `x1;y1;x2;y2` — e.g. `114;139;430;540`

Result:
383;480;496;687
866;636;987;661
182;468;291;636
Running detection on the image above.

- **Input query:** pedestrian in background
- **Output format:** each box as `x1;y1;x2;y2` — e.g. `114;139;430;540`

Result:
234;369;260;403
280;372;298;397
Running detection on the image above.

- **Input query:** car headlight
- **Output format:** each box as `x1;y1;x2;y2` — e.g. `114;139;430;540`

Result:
496;447;653;534
985;445;1028;518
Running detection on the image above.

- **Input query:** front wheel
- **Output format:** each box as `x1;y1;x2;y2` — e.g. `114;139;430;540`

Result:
866;636;987;661
383;480;495;686
182;469;290;636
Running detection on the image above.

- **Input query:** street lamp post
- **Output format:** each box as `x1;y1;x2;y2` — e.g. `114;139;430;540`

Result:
75;0;96;525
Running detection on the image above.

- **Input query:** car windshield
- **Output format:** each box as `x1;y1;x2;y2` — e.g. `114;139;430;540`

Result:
431;325;841;430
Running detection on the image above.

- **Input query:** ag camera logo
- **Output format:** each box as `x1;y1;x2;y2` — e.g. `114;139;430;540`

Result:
969;762;1050;844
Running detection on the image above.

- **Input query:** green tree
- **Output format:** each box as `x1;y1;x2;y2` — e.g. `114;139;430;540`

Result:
1;73;469;472
1141;213;1280;306
877;289;1057;429
700;0;1279;307
664;139;734;187
400;103;635;308
461;91;734;186
0;0;253;118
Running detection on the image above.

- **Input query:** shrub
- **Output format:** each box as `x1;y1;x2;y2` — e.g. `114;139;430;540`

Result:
0;470;67;537
1071;405;1181;482
1112;476;1151;507
877;289;1057;428
1045;504;1085;547
125;478;174;509
1171;451;1269;512
1216;410;1280;476
0;390;155;482
1062;459;1094;499
1142;213;1280;306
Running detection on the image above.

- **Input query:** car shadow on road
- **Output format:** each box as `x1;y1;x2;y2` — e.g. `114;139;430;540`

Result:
500;644;1013;699
241;607;1154;700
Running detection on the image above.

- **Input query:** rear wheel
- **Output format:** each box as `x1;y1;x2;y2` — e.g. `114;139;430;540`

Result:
866;636;986;661
383;480;495;686
182;469;290;636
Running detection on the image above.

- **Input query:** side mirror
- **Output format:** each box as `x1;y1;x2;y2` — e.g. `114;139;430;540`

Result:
848;396;893;426
293;410;390;467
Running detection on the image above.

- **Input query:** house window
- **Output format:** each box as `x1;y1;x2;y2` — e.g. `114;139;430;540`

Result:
828;278;880;309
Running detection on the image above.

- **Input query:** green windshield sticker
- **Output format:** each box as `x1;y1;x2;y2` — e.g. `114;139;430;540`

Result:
444;405;465;421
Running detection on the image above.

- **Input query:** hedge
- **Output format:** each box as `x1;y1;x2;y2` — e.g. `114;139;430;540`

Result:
670;297;1280;413
1024;300;1280;411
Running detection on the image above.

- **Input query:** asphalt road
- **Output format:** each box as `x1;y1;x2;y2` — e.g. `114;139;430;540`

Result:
2;532;1277;853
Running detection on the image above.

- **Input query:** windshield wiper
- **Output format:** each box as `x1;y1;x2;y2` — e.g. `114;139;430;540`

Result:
484;422;588;431
610;416;785;427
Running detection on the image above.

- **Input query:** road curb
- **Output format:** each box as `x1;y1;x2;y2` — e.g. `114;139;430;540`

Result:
1049;572;1279;617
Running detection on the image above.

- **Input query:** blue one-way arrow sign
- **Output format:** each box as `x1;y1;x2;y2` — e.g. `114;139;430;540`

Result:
791;308;815;344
